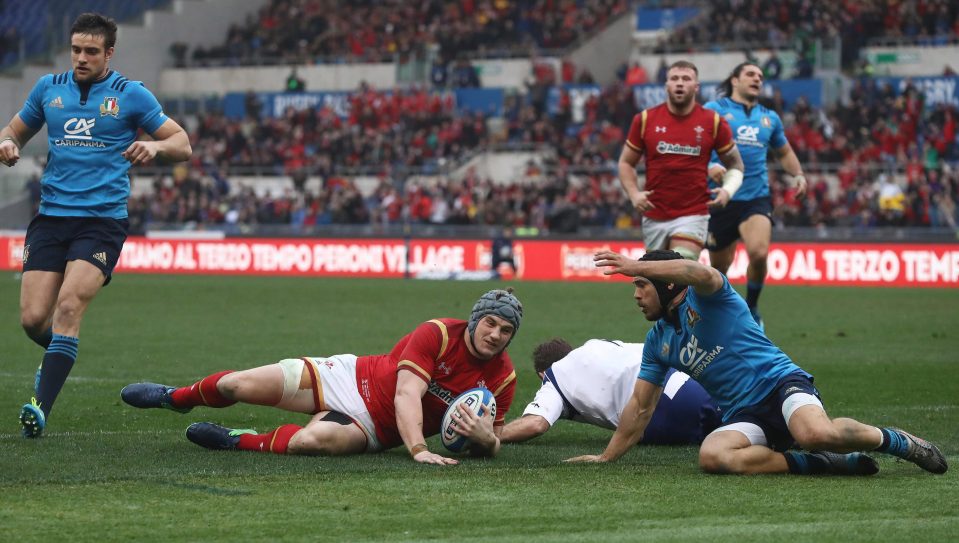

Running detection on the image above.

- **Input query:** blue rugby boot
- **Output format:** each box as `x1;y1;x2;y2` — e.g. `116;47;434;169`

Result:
186;422;255;450
121;383;192;413
808;451;880;476
20;398;46;438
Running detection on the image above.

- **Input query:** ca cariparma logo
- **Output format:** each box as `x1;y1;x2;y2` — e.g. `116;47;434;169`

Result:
57;118;105;148
100;97;120;117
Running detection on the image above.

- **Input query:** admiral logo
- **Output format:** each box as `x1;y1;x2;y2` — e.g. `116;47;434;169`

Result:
437;361;452;375
656;141;701;156
92;251;107;265
678;335;723;379
427;381;456;405
324;360;335;369
735;125;764;147
655;126;666;133
48;96;64;109
100;97;120;118
476;379;486;389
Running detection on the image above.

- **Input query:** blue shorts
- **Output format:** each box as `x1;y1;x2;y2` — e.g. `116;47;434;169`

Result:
23;215;129;285
722;373;821;452
706;197;773;251
643;369;723;445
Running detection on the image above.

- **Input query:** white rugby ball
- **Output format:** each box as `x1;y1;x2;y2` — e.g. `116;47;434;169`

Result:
440;387;496;452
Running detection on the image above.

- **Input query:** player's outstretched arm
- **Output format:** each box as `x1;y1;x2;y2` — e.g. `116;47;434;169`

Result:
594;250;724;296
122;118;192;165
0;115;40;168
395;371;458;465
500;414;550;443
775;142;807;198
565;379;661;463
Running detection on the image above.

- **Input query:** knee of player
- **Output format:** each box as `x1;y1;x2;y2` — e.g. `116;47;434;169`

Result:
215;372;246;400
698;447;727;473
746;247;769;262
20;310;48;334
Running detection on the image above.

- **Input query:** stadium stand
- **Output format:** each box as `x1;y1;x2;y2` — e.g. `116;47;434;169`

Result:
183;0;631;66
0;0;170;68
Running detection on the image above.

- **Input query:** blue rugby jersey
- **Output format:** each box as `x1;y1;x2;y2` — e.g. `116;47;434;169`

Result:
638;276;810;421
703;97;787;201
18;70;169;218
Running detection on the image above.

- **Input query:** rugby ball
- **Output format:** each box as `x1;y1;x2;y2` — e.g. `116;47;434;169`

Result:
440;387;496;452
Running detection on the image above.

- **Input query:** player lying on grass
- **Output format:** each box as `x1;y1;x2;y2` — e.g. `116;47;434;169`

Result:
500;338;721;445
122;289;522;466
566;250;948;476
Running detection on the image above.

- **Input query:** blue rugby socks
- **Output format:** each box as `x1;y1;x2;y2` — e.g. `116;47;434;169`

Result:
875;427;909;457
27;326;53;349
746;280;763;309
784;451;831;474
34;334;79;418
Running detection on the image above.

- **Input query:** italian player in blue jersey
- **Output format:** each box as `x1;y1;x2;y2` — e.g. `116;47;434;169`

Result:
566;249;948;476
703;63;808;328
0;13;192;438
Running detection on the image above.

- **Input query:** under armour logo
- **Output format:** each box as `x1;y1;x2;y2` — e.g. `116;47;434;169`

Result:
655;126;666;133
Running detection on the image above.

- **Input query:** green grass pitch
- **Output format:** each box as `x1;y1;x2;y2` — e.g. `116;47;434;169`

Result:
1;274;957;542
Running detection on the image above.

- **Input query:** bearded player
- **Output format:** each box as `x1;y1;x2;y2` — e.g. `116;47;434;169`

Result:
120;289;522;465
618;60;745;260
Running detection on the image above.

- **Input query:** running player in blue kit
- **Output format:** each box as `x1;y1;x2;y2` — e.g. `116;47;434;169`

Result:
565;249;947;476
703;63;808;328
0;13;192;437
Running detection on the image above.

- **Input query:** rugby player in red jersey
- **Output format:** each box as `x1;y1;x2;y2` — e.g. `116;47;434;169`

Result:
120;289;522;466
619;60;745;260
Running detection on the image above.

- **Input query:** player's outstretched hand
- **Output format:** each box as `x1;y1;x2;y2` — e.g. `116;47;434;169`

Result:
122;141;159;165
0;139;20;167
564;454;608;463
631;190;655;213
707;187;730;209
593;250;639;277
412;450;459;466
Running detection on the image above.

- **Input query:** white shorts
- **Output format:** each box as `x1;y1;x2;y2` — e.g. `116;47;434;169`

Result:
303;354;384;453
641;214;709;251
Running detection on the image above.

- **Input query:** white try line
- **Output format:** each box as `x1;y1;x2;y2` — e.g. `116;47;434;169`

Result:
0;372;150;384
0;429;184;440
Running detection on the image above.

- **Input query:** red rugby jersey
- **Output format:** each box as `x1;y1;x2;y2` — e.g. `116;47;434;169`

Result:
625;102;734;221
355;318;516;449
